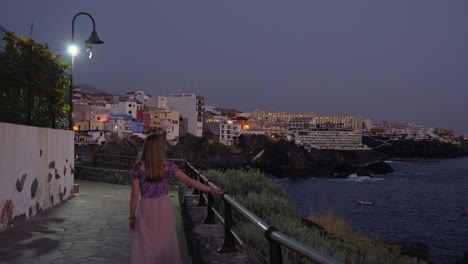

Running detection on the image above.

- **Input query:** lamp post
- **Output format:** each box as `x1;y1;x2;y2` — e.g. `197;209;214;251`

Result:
68;12;104;130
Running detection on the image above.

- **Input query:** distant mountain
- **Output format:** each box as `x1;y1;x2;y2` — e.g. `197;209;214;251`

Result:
75;83;109;94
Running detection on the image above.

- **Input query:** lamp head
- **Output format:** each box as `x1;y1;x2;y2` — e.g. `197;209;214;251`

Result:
85;30;104;45
68;45;78;56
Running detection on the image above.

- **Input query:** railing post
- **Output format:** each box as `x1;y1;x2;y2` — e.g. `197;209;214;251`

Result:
266;227;283;264
197;189;206;207
192;173;200;195
203;192;216;224
218;197;237;253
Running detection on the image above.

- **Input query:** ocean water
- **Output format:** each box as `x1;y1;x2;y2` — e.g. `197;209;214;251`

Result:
275;157;468;264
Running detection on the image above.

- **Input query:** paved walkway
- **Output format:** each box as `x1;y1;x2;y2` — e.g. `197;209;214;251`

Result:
0;180;190;264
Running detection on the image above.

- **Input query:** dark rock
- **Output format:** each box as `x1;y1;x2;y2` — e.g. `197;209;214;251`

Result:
47;172;52;183
28;207;32;217
389;242;430;262
50;195;54;205
48;161;55;169
64;166;66;177
30;179;38;198
9;214;26;226
54;169;60;179
165;134;396;178
70;164;74;175
358;161;394;175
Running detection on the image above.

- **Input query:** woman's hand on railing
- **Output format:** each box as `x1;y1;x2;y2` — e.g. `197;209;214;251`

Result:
210;187;224;196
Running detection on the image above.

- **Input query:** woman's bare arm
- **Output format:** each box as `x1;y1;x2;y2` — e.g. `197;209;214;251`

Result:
129;179;140;229
175;170;223;195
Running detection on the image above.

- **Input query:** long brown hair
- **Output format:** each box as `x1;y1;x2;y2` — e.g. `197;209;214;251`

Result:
139;133;166;182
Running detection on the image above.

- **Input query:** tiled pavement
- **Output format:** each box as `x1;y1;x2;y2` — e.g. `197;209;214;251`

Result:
0;180;190;264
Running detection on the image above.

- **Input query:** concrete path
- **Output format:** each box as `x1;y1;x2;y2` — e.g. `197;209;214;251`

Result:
0;180;190;264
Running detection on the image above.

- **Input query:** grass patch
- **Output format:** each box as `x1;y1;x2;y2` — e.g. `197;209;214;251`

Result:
205;169;425;264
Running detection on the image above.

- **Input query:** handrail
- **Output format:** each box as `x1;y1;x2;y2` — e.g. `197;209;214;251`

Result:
183;161;343;264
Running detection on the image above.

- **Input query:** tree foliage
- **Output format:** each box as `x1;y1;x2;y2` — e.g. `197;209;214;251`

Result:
0;31;70;128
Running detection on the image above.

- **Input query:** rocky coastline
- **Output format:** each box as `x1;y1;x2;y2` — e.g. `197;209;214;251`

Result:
95;133;466;179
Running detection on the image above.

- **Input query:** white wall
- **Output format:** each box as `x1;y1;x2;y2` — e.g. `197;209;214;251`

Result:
168;94;203;137
0;123;74;231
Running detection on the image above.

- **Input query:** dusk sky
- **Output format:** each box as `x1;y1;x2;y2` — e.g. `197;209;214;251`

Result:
2;1;468;134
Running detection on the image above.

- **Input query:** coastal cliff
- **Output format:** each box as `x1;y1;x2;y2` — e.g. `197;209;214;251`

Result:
167;134;393;178
95;134;465;178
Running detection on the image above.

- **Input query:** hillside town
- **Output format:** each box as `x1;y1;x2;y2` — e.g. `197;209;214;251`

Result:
73;86;464;150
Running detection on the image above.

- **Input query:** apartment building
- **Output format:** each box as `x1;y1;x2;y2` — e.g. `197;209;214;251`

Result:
168;93;204;137
260;126;288;139
73;103;90;122
203;111;225;140
252;110;315;126
104;114;133;138
220;120;242;146
291;130;365;150
112;100;143;120
369;125;443;141
314;116;364;131
288;117;316;131
145;96;169;109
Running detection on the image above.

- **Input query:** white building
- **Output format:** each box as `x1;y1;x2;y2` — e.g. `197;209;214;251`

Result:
220;119;241;146
104;115;133;138
145;96;169;109
112;101;142;120
134;91;150;105
290;130;366;150
314;116;364;131
168;93;204;137
288;117;316;131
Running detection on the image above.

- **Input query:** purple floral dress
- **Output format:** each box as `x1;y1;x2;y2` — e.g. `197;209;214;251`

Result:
131;160;180;198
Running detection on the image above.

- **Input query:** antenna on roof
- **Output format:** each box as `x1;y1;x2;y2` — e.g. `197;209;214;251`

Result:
29;21;34;39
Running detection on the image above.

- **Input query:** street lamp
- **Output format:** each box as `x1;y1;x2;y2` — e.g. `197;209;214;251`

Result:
68;12;104;130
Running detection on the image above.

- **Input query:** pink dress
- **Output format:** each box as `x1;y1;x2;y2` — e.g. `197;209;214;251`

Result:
131;161;183;264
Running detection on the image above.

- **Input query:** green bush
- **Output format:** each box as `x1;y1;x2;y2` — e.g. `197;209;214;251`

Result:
0;31;70;128
205;169;424;264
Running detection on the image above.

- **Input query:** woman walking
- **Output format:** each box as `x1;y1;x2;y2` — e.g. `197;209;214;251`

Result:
129;133;223;264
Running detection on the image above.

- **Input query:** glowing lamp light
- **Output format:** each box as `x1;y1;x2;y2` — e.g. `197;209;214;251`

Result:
68;45;78;56
73;126;79;131
242;124;250;131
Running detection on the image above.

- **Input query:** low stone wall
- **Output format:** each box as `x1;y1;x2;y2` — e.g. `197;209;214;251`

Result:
179;187;253;264
75;166;131;185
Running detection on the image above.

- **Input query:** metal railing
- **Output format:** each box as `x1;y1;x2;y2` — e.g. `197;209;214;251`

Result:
74;153;342;264
182;161;343;264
